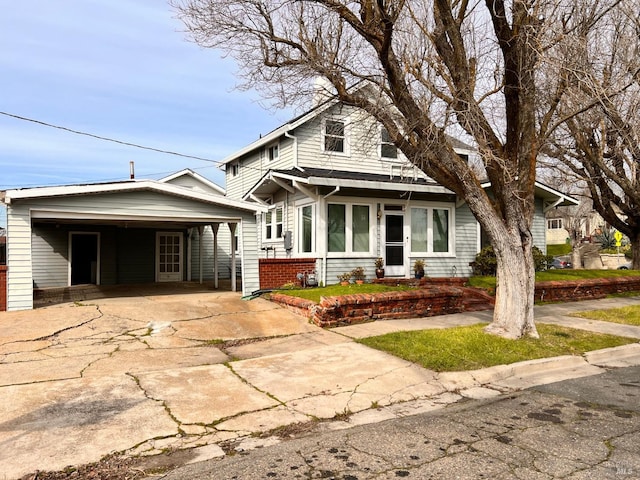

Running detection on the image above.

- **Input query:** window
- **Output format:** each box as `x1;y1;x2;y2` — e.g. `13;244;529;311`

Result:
324;120;346;153
230;163;239;177
264;205;283;240
298;204;315;253
381;127;398;159
548;219;563;229
410;206;453;255
327;202;372;255
267;143;279;162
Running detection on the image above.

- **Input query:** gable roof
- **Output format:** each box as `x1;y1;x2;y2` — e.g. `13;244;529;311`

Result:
219;95;475;167
2;178;265;213
159;168;225;195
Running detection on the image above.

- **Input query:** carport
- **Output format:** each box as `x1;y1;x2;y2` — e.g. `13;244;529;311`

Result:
2;179;265;311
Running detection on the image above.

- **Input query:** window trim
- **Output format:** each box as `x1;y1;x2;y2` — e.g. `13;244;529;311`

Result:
296;201;316;255
321;117;349;156
263;203;284;242
326;200;376;258
409;202;456;257
547;218;563;230
380;126;399;160
266;142;279;162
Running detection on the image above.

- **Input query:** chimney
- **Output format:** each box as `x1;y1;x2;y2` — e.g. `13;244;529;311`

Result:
129;161;135;179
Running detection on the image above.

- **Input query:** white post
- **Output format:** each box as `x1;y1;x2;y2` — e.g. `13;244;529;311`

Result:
229;222;237;292
197;226;204;284
212;223;220;289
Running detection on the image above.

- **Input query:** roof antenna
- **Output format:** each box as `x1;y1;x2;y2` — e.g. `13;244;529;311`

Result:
129;161;135;179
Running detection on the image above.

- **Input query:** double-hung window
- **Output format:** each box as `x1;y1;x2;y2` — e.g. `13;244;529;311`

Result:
264;205;283;241
547;219;563;229
410;206;453;255
380;127;398;159
323;119;346;154
327;202;372;255
267;143;279;162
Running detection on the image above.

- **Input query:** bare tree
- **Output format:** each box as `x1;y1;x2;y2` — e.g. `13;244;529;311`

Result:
173;0;608;338
544;0;640;268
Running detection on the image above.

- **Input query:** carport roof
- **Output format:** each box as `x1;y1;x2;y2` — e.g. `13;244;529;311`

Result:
2;179;266;213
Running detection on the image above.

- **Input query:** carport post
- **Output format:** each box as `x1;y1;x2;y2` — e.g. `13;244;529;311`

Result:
229;222;237;292
212;223;220;289
197;226;204;284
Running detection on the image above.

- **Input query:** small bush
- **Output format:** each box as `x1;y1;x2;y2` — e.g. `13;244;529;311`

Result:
471;246;551;276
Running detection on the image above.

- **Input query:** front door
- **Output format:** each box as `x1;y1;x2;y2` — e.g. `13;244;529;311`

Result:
156;232;183;282
70;232;99;285
383;213;405;276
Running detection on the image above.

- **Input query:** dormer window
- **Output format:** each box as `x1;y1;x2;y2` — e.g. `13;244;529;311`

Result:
324;119;346;153
381;127;398;159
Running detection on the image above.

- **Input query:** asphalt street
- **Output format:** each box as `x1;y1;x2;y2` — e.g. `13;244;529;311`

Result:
161;366;640;480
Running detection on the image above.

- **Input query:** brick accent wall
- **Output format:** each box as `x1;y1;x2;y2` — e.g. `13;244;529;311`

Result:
271;286;465;328
259;258;317;289
0;265;7;312
535;277;640;302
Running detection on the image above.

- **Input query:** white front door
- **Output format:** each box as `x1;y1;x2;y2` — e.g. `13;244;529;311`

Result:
156;232;183;282
382;213;406;276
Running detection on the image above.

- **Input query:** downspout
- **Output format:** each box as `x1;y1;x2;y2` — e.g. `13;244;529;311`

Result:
323;186;340;199
284;131;298;169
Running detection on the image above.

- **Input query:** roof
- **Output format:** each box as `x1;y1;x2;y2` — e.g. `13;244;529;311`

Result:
158;168;225;195
244;167;453;202
219;94;475;167
480;179;579;209
3;178;265;213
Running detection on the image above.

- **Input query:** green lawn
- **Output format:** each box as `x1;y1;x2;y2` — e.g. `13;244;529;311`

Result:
273;283;416;303
468;269;640;290
572;305;640;326
357;323;637;372
547;244;573;256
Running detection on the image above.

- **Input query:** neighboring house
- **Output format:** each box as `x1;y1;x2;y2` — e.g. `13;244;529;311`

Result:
221;98;578;288
1;169;265;311
546;206;607;245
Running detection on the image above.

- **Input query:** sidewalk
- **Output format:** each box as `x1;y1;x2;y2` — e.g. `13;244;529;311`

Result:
1;295;640;479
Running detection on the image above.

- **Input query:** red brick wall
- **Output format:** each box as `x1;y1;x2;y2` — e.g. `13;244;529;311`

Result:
259;258;317;289
0;265;7;312
535;277;640;302
271;286;465;328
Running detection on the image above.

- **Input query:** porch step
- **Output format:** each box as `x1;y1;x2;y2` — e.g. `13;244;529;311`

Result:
459;287;495;312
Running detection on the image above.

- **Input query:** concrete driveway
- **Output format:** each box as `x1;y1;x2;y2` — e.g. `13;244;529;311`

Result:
0;289;346;479
2;291;640;479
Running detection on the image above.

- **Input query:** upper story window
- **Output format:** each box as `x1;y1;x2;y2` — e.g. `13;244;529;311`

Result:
380;127;398;159
323;119;346;154
230;163;239;177
267;143;279;162
264;205;284;241
548;219;563;229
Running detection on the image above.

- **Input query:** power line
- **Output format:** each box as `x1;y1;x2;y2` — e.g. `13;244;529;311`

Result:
0;111;222;164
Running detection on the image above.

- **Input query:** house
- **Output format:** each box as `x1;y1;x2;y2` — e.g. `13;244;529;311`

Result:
1;169;265;311
220;98;578;288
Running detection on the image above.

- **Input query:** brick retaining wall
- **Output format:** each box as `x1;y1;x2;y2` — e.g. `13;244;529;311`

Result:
259;258;317;289
271;286;465;328
535;276;640;302
0;265;7;311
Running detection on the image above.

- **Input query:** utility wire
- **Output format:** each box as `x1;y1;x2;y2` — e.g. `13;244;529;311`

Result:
0;111;222;164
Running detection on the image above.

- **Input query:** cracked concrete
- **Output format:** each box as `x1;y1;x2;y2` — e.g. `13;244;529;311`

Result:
1;290;640;479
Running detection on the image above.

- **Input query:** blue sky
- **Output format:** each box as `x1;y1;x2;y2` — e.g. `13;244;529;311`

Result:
0;1;295;228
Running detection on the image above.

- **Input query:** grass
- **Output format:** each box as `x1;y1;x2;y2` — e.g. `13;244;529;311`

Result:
273;283;416;303
468;268;640;290
571;305;640;326
357;323;637;372
547;244;573;256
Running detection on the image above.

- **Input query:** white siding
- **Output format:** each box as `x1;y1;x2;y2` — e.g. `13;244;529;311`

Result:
31;225;68;288
164;176;223;195
6;204;34;310
532;198;547;253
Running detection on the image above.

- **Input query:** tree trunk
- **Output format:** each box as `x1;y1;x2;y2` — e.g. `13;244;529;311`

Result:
571;244;582;270
632;232;640;270
485;239;539;339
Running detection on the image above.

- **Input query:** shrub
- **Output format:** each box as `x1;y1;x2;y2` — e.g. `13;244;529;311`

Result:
471;246;550;276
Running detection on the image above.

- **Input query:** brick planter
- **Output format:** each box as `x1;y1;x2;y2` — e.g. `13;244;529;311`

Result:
373;277;469;288
535;277;640;303
272;286;465;328
259;258;317;289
